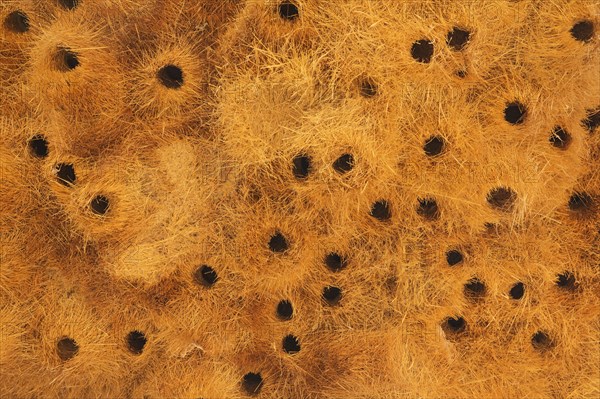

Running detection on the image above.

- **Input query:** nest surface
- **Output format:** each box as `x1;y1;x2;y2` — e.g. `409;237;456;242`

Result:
1;1;599;398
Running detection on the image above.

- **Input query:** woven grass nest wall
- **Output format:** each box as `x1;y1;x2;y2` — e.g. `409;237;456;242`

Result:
1;1;599;398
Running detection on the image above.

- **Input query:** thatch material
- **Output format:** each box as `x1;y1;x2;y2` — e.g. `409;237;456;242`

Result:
1;1;598;398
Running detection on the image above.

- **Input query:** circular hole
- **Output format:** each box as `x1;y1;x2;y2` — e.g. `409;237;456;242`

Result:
370;200;391;221
64;53;79;70
157;65;184;89
582;107;600;133
549;126;571;149
333;153;354;174
456;70;467;78
570;20;594;42
28;135;49;158
411;39;434;63
509;282;525;299
126;330;147;355
531;331;554;351
4;10;29;33
324;252;348;272
58;0;79;10
446;249;463;266
292;154;311;179
55;163;76;186
359;77;378;98
416;198;439;220
504;101;527;125
269;231;289;253
486;187;516;211
442;317;466;335
54;47;79;72
464;278;486;299
194;265;219;287
242;372;263;396
423;136;445;157
282;334;301;354
56;337;79;361
278;1;299;21
90;195;110;215
446;27;470;51
556;271;577;291
276;300;293;321
322;286;342;306
568;191;594;213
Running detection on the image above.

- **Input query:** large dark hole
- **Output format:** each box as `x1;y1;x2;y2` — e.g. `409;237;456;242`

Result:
556;271;577;291
582;107;600;133
531;331;554;351
55;163;76;186
322;286;342;306
55;47;79;71
509;282;525;299
282;334;301;354
64;52;79;69
324;252;347;272
126;330;147;355
276;300;293;321
359;77;378;98
411;39;434;63
278;1;299;20
269;231;289;253
157;65;184;89
28;135;49;158
447;27;470;51
416;198;439;220
292;154;311;179
90;195;110;215
58;0;80;10
442;317;466;336
423;136;445;157
486;187;516;211
568;191;594;214
57;337;79;361
4;10;29;33
194;265;219;287
464;278;486;299
333;153;354;174
570;20;594;42
242;372;263;396
549;126;571;149
370;200;391;221
504;101;527;125
446;249;463;266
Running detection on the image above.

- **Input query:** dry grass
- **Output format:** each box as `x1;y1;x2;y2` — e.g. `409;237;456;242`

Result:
1;0;599;398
